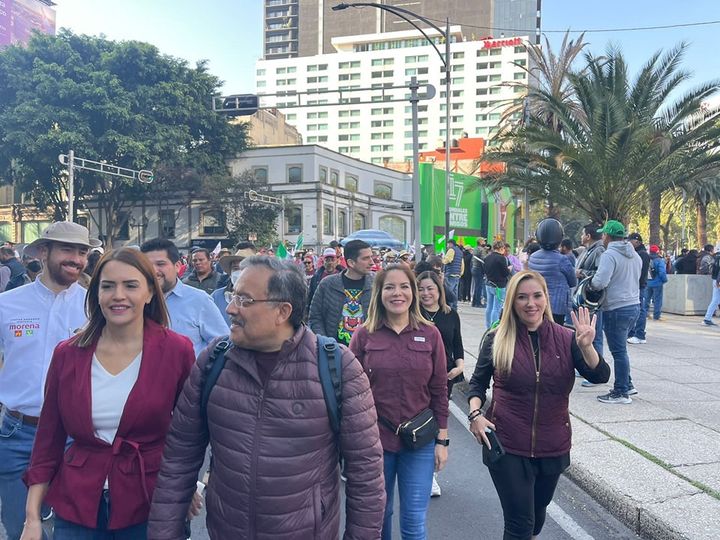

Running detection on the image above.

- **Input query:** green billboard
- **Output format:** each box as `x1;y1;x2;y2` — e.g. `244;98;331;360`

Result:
418;163;515;250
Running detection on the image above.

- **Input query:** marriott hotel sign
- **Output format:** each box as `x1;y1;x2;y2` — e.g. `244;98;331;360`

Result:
482;37;523;49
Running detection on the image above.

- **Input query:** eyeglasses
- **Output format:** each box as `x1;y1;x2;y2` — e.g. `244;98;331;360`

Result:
229;294;282;308
304;261;313;265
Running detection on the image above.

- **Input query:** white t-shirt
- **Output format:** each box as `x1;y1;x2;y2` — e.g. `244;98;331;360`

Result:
91;351;142;445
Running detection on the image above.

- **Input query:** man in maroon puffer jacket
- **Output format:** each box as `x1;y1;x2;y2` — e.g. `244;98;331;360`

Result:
148;256;385;539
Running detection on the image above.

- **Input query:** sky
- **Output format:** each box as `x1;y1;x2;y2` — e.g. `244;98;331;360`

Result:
52;0;720;97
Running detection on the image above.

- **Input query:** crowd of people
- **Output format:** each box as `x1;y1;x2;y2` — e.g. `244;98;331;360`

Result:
0;218;718;540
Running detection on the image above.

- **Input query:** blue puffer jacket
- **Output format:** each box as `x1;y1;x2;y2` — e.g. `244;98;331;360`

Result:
647;254;668;287
529;249;578;315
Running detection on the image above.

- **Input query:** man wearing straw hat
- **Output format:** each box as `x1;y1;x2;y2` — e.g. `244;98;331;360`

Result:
0;221;99;539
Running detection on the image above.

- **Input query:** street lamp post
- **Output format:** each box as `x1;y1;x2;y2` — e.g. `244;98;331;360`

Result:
332;2;453;253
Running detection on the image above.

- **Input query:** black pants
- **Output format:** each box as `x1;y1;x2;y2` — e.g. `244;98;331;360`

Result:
488;453;563;540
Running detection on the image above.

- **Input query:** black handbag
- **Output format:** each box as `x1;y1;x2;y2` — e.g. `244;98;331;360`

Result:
380;408;439;450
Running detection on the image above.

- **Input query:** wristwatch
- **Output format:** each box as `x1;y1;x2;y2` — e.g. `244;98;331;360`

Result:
435;438;450;446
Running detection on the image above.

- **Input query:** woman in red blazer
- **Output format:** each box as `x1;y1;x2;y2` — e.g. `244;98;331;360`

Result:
21;248;196;539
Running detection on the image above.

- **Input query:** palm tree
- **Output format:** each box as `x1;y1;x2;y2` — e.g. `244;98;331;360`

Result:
484;44;720;238
682;173;720;246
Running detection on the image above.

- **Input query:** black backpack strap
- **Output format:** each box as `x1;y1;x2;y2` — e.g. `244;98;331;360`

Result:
317;335;342;438
200;336;232;422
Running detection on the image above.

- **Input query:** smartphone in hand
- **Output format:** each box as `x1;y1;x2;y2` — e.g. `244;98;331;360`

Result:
484;427;506;463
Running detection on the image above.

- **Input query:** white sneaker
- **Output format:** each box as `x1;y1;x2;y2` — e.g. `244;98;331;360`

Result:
431;473;441;497
627;337;646;344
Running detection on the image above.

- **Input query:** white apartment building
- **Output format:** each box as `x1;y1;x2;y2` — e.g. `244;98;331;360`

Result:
255;27;530;164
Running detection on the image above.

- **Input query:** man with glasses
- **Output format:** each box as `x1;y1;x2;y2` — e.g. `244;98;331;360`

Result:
149;256;385;539
140;238;227;355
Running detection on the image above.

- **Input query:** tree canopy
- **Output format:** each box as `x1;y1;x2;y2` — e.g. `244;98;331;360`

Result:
0;30;249;242
485;43;720;241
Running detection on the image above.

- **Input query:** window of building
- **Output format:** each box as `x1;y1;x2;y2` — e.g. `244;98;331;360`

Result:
114;212;130;240
319;166;328;184
489;113;501;121
323;206;333;235
452;64;464;72
477;62;488;69
286;205;302;234
0;221;12;242
516;59;527;67
451;77;464;84
514;86;526;93
339;73;360;81
257;81;266;88
345;174;358;192
339;61;361;69
477;49;488;57
374;182;392;200
339;121;360;129
476;114;488;121
452;51;465;59
253;166;268;184
330;170;339;186
276;67;286;74
159;209;176;238
288;165;302;183
476;75;488;83
514;72;526;80
489;62;501;69
489;74;501;82
490;48;502;56
201;210;225;236
338;134;360;141
338;210;348;236
339;109;360;117
307;111;328;119
489;87;501;94
476;88;488;96
285;113;296;121
354;212;367;231
256;68;266;76
371;70;393;78
514;46;526;54
372;58;394;66
379;216;406;242
20;220;52;243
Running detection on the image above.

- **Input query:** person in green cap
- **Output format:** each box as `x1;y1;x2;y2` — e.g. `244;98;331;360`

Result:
590;220;642;404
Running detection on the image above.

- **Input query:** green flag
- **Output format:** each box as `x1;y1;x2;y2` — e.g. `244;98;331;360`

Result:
276;242;288;259
295;233;304;252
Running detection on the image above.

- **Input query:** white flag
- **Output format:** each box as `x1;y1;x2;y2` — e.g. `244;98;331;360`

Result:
211;241;222;258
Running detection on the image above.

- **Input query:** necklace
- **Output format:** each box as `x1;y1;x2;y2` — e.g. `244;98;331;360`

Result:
422;308;439;323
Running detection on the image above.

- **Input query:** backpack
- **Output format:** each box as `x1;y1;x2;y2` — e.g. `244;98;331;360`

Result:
711;253;720;281
648;259;658;281
200;334;343;442
4;271;27;292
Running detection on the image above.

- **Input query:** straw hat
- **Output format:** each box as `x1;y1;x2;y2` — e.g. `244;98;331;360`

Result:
219;247;257;274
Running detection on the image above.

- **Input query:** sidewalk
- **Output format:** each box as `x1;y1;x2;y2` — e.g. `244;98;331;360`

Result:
456;304;720;540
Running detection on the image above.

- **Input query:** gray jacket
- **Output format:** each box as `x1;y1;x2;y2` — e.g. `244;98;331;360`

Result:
309;272;374;341
591;241;642;311
575;240;605;279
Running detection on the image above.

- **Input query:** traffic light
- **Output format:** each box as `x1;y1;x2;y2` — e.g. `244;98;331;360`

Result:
214;94;259;117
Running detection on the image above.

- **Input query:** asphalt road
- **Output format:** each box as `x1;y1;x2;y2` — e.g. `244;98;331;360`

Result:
187;394;639;540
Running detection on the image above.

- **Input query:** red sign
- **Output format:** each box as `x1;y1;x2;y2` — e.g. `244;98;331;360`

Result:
482;36;522;49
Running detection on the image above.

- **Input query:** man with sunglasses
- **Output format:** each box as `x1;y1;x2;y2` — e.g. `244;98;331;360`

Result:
149;256;385;539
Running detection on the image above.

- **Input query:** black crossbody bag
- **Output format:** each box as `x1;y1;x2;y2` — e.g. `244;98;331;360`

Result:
380;408;439;450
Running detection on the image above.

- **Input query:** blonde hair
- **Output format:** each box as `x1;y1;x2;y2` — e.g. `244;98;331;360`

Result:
492;271;553;375
364;264;430;333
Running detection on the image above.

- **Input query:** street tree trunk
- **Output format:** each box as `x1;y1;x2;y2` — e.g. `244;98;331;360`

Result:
695;195;707;248
648;189;662;245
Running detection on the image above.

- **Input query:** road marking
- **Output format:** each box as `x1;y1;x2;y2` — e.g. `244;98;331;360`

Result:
448;401;596;540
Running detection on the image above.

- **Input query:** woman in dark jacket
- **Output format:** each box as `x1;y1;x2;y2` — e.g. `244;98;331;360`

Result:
417;270;464;499
467;270;610;540
21;248;196;540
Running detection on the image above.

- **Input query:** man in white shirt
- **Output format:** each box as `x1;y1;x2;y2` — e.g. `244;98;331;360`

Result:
140;238;228;356
0;221;98;540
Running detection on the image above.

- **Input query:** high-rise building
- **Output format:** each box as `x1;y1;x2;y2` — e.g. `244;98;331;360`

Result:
0;0;56;49
256;27;530;164
263;0;540;59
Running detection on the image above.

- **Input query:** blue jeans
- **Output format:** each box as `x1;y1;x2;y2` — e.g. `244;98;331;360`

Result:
445;275;460;310
471;270;485;307
382;442;435;540
485;285;506;329
603;304;640;396
645;285;664;320
54;490;147;539
592;309;604;356
0;409;45;540
629;287;648;340
705;283;720;321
